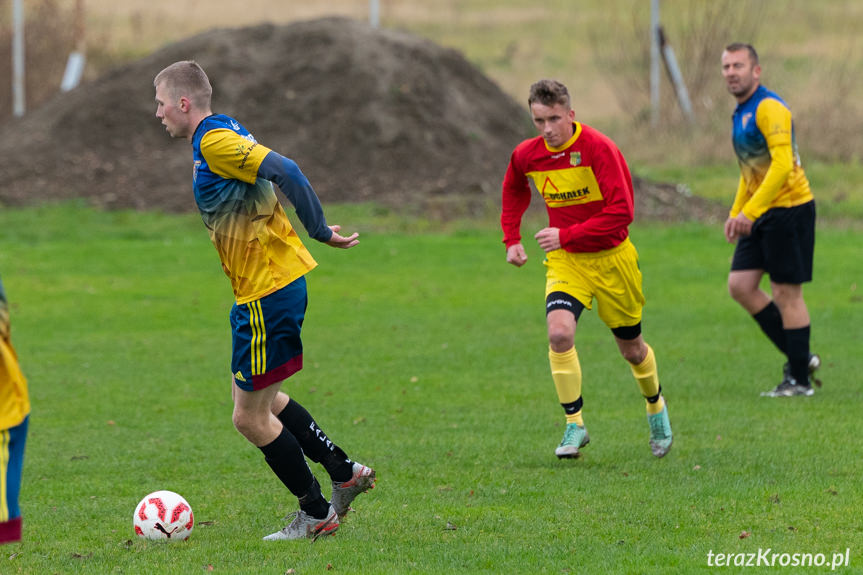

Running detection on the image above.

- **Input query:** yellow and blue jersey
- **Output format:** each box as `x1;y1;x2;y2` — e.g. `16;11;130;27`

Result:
0;274;29;432
730;85;813;221
192;114;318;304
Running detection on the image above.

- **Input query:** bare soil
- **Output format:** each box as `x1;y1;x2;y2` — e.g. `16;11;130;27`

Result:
0;17;724;222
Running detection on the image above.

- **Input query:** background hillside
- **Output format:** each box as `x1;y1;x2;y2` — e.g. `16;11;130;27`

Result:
0;0;861;219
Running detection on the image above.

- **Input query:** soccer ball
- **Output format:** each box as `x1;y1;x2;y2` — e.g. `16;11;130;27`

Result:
133;490;194;542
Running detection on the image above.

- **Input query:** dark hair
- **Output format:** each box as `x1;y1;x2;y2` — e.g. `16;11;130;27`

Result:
528;79;571;108
725;43;759;66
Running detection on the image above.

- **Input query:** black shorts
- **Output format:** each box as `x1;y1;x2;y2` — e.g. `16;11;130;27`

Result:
731;200;815;284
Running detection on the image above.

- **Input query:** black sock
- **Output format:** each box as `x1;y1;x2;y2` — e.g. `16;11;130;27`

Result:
277;399;353;482
297;477;331;519
752;302;787;355
785;325;811;386
259;427;328;517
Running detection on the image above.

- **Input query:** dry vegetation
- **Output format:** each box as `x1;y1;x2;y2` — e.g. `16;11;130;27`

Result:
1;0;861;164
0;0;75;118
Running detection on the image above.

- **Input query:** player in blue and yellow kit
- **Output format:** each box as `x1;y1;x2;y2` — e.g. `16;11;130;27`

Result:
154;61;374;541
502;80;672;459
721;44;820;397
0;273;29;545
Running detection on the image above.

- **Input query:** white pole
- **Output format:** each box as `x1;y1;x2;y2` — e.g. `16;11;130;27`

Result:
61;0;86;92
650;0;660;127
370;0;380;28
12;0;26;117
660;32;695;124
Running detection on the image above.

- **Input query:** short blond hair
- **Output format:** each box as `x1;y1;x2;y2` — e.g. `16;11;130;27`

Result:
154;61;212;109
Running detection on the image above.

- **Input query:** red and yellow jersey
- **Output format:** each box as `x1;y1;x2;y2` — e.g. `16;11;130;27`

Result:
0;275;29;431
192;114;317;305
502;122;634;253
730;85;813;220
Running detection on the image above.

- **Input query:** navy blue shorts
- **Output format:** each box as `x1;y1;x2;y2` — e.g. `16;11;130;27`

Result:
731;201;815;284
230;277;307;391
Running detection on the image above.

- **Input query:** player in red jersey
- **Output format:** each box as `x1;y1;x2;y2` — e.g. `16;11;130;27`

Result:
501;79;672;459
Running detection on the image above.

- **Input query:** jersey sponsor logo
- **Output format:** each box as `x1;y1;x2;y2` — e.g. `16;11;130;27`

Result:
570;152;582;167
236;141;258;171
768;122;789;137
550;152;566;159
230;119;241;131
539;175;590;202
545;185;590;202
528;167;603;207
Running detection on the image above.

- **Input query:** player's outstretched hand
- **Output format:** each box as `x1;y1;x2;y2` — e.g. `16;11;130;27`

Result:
325;225;359;249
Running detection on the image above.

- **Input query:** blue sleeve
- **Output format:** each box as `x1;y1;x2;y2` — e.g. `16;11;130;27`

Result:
258;151;333;242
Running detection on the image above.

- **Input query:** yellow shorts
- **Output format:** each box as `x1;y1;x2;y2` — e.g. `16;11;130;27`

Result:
544;237;645;329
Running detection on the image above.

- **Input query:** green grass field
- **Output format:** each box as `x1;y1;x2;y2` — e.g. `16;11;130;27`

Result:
1;204;862;574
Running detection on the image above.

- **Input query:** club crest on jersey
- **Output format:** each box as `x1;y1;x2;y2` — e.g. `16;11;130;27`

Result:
570;152;582;167
193;160;201;183
741;112;752;129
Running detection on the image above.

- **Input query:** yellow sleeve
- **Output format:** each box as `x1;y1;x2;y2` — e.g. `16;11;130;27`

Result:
729;175;747;217
0;337;30;430
200;129;273;184
742;99;793;220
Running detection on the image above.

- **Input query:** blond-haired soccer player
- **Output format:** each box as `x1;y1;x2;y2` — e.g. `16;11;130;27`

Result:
501;79;672;459
0;273;30;544
154;61;374;540
721;43;820;397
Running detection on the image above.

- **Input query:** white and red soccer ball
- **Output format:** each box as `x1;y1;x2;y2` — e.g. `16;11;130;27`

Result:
133;490;194;542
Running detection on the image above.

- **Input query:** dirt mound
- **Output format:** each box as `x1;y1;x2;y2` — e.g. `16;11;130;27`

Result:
0;17;724;222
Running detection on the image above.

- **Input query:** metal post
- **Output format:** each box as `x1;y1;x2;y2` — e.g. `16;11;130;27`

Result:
370;0;380;28
658;27;695;124
12;0;26;116
61;0;87;92
650;0;660;127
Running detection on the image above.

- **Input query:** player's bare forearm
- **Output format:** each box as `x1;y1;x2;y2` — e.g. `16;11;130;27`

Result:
325;225;359;249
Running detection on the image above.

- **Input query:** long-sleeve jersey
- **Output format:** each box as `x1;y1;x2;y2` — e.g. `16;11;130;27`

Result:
191;114;331;304
730;85;813;221
501;122;634;253
0;274;29;431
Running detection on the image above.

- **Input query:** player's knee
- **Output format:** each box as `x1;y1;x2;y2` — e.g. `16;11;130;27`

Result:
727;278;748;302
728;273;762;305
620;345;646;365
232;409;261;440
548;325;573;350
612;324;645;363
771;283;802;306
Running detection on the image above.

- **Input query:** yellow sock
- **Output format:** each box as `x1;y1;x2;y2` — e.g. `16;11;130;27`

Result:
549;346;584;426
630;344;665;415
